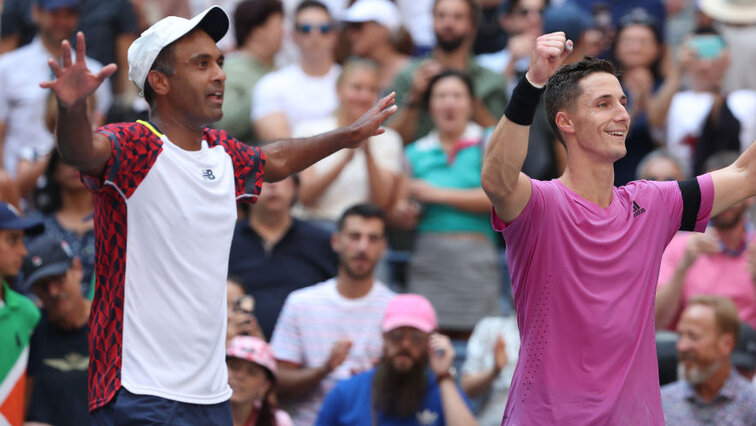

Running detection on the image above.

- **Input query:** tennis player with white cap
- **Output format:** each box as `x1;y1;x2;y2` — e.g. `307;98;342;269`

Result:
39;5;396;425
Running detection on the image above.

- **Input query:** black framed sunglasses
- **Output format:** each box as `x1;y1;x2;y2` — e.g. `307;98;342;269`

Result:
514;7;545;17
295;22;335;35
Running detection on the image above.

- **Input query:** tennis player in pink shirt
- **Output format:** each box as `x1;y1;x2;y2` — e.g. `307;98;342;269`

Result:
481;32;756;425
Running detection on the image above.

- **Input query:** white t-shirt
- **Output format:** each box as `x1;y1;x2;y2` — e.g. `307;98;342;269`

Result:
0;37;112;175
251;63;340;128
665;90;756;175
292;115;403;222
270;278;395;426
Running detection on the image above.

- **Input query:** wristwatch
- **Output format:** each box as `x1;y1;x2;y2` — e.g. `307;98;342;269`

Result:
435;366;457;384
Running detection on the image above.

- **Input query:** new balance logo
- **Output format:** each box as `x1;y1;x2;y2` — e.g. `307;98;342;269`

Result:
633;201;646;218
201;169;216;181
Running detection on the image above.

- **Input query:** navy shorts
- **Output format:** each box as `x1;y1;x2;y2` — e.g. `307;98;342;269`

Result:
91;388;232;426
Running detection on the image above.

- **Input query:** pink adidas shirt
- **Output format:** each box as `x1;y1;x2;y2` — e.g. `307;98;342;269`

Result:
494;175;713;425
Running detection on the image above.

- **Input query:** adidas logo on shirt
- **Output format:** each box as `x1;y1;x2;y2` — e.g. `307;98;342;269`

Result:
633;201;646;218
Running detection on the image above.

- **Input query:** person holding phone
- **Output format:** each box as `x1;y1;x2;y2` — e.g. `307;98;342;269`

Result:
316;294;476;426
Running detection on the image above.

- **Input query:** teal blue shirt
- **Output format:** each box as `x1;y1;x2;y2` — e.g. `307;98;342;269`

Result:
405;124;496;241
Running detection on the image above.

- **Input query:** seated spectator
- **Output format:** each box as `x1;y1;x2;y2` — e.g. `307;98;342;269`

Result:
21;236;90;426
215;0;283;144
252;0;340;141
293;60;403;228
316;293;476;425
227;336;293;426
228;175;337;340
270;203;395;425
661;296;756;423
732;322;756;381
389;0;508;144
460;316;520;426
0;0;112;177
341;0;410;93
660;26;756;176
226;278;264;343
25;152;96;298
394;70;499;337
636;149;687;182
0;202;43;426
656;152;756;331
610;9;665;186
477;0;546;92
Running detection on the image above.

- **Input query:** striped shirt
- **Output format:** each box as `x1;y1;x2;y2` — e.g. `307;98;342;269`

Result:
270;278;394;426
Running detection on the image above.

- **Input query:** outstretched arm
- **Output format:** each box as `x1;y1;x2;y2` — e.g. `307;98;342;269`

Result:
39;32;116;177
709;138;756;216
481;32;571;223
260;93;396;182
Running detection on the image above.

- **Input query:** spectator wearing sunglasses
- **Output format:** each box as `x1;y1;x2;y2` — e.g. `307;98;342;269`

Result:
251;0;340;141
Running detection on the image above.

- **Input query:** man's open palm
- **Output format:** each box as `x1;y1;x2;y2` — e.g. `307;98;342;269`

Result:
39;32;117;107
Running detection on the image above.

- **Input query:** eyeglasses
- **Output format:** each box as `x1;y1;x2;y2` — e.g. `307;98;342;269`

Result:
386;329;428;347
514;7;545;17
295;22;335;35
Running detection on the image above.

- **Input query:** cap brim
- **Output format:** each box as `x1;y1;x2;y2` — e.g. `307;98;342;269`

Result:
195;6;229;43
23;261;70;291
2;217;44;236
382;316;435;333
699;0;756;24
731;353;756;370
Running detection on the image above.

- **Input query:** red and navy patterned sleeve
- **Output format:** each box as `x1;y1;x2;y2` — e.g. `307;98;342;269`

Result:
207;128;266;204
82;122;163;199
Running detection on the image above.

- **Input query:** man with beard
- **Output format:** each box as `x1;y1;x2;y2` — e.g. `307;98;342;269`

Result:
316;293;475;425
270;203;395;426
22;236;90;426
388;0;508;144
661;295;756;423
656;151;756;331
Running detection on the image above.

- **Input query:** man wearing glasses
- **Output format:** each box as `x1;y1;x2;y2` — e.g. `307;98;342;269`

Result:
252;0;340;141
316;294;476;426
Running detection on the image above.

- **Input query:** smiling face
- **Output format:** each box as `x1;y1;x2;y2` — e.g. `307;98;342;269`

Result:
151;29;226;126
676;304;733;385
428;74;473;136
558;72;630;162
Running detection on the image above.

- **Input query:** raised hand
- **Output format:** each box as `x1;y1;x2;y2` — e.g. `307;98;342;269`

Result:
39;32;117;108
526;32;573;86
324;338;353;372
493;334;508;372
345;92;397;146
428;333;455;376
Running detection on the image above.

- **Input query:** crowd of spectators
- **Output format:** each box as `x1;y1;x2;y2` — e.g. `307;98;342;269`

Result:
2;0;756;424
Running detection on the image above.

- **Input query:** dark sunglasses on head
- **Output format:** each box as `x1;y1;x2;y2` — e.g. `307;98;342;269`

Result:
295;22;335;34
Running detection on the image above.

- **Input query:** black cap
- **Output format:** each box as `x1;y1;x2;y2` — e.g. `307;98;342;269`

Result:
21;236;74;292
0;202;44;235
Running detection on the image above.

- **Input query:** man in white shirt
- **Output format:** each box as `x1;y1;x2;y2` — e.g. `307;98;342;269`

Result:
270;203;396;426
0;0;111;176
252;0;340;141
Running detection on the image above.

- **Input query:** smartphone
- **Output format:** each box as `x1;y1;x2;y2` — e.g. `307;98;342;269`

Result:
233;295;255;315
688;35;725;59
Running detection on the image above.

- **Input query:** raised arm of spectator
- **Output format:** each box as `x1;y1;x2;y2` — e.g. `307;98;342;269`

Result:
260;94;396;182
481;32;571;223
646;46;690;130
428;333;478;426
388;60;442;144
275;338;352;398
39;32;117;178
461;333;507;397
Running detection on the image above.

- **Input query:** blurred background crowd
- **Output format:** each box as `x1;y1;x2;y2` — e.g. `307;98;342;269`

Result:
1;0;756;424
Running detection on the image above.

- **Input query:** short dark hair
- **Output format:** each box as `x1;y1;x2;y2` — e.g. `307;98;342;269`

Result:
143;43;177;107
294;0;330;22
544;57;618;146
337;203;386;233
423;69;475;111
233;0;284;46
433;0;481;28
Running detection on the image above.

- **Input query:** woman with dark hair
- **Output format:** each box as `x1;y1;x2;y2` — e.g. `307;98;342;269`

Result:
28;151;95;297
610;9;666;185
392;69;501;338
227;336;293;426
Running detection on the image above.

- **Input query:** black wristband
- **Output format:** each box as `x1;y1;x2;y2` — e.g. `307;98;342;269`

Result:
504;74;545;126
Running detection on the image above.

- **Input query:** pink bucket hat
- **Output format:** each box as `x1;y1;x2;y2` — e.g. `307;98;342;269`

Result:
227;336;278;378
381;294;437;333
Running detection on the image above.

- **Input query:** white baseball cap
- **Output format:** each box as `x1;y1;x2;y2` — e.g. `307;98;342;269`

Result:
128;6;229;92
341;0;402;33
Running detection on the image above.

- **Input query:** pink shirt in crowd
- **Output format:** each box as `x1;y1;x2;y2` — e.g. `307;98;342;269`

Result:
658;231;756;330
493;175;714;425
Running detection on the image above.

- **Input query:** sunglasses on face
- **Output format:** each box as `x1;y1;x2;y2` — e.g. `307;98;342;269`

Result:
295;22;335;35
514;7;545;17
